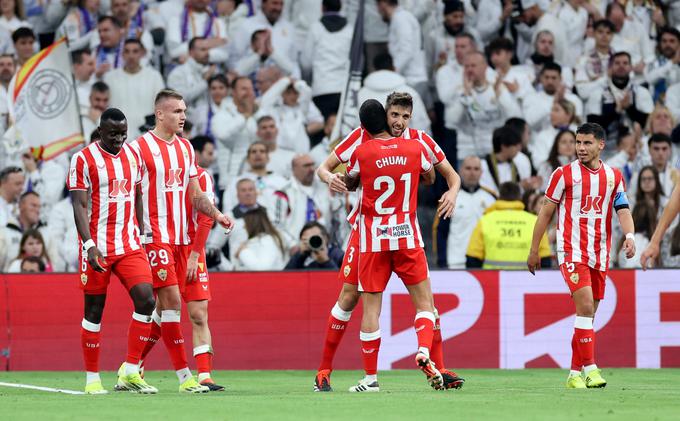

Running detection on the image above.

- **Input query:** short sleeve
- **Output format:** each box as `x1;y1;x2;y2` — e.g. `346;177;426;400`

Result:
67;153;89;191
544;167;565;203
347;148;361;178
201;171;216;204
419;131;446;164
187;141;198;178
334;127;365;163
420;150;432;173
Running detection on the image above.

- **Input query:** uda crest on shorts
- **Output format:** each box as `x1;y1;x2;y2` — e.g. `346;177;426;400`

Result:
80;273;88;285
570;273;579;284
343;264;351;278
157;268;168;281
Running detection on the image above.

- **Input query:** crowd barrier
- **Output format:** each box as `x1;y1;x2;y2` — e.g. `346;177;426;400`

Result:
0;270;678;371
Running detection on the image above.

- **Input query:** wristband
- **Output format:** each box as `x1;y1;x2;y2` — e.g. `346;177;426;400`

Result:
83;239;96;251
625;233;635;241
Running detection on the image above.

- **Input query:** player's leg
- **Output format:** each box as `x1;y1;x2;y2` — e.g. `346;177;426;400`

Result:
580;269;607;388
187;299;223;391
348;291;382;393
429;303;464;389
560;262;592;388
82;293;108;394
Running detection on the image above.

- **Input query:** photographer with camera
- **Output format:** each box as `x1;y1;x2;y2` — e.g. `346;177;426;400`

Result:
284;222;343;270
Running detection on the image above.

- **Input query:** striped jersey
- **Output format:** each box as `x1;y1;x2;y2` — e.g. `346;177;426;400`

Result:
334;126;446;226
545;160;627;271
186;167;215;241
130;131;198;245
67;142;143;257
347;137;432;252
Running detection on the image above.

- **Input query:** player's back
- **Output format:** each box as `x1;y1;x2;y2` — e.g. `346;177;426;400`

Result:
348;137;432;252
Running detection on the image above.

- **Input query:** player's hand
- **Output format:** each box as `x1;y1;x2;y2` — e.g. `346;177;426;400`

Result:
622;237;636;260
527;251;540;275
87;247;108;273
215;212;234;234
437;190;457;219
186;251;200;283
327;172;348;193
640;241;659;270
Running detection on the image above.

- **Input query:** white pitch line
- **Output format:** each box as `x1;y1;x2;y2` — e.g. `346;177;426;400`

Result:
0;381;86;395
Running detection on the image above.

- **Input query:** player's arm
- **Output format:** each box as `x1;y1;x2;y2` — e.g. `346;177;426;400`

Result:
420;149;436;186
71;190;107;272
641;182;680;269
316;153;348;193
434;159;461;219
527;199;557;274
187;188;214;283
188;178;234;230
135;184;144;238
421;164;436;185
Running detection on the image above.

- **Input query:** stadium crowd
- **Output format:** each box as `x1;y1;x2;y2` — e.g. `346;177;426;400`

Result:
1;0;680;273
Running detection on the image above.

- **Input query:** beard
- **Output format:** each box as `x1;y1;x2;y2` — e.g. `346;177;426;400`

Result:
444;23;464;37
612;75;630;89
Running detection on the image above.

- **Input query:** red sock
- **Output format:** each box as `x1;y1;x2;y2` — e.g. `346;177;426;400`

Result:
141;315;161;362
195;352;212;376
414;312;435;353
81;319;101;373
126;313;152;365
570;333;583;371
360;331;381;375
318;304;351;371
161;310;189;370
430;314;445;370
575;328;595;366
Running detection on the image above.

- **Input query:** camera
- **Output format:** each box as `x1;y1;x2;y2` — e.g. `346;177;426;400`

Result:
309;235;324;251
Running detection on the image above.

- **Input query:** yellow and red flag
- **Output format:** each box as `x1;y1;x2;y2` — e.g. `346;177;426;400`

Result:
10;38;83;160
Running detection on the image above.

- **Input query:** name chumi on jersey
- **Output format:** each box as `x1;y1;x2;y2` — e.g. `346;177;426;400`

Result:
376;156;407;168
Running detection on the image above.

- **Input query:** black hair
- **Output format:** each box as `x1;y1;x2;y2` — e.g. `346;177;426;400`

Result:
492;125;521;153
592;19;616;32
616;125;632;146
359;99;387;135
21;256;45;272
486;37;514;56
504;117;528;136
19;191;39;201
322;0;342;13
610;51;631;64
123;38;144;48
208;73;229;87
648;133;672;147
576;122;606;142
71;49;92;64
300;221;330;241
540;61;562;76
190;135;214;153
12;27;35;43
98;15;122;27
91;81;110;93
188;36;206;50
499;182;521;201
100;107;126;123
373;52;394;71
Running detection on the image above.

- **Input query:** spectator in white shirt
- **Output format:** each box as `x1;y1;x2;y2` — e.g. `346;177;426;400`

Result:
524;30;574;90
606;125;645;187
358;53;430;133
0;165;23;228
605;1;653;74
234;206;286;270
235;28;297;78
479;125;533;195
259;76;324;153
537;129;576;191
629;134;679;198
645;26;680;102
447;51;520;162
167;36;215;125
575;19;615;101
531;98;579;168
300;0;352;119
80;81;109;143
71;49;95;114
256;115;295;177
217;0;249;41
0;53;14;136
254;64;282;97
436;155;496;269
44;196;78;272
0;0;31;33
166;0;229;64
91;16;124;79
56;0;99;51
212;75;259;182
11;26;35;67
376;0;429;107
432;0;481;68
556;0;589;66
103;39;165;140
192;73;230;138
110;0;154;53
523;62;583;133
485;37;534;105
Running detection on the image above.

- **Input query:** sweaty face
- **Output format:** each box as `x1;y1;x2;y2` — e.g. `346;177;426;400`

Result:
386;105;411;137
99;119;128;152
575;133;604;165
156;98;187;134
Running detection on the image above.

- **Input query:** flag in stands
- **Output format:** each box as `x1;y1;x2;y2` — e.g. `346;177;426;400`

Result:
10;38;84;161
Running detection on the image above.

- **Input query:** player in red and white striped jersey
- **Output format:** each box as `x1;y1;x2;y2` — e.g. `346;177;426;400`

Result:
131;90;233;394
528;123;635;389
344;99;441;392
68;108;157;394
313;93;463;392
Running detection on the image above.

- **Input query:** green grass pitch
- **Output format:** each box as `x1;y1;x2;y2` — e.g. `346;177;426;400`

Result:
1;369;679;420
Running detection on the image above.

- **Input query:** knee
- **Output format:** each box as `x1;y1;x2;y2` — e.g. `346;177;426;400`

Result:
339;286;360;311
134;295;156;316
85;305;104;324
576;301;595;317
189;307;208;326
158;287;181;310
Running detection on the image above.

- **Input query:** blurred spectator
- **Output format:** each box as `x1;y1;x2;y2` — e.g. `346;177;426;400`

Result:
555;0;589;66
344;0;388;73
56;0;99;51
376;0;429;107
192;73;230;137
300;0;352;119
235;0;299;75
645;27;680;102
20;255;45;273
254;65;282;96
284;0;323;47
0;53;13;135
259;76;324;153
12;26;35;67
0;0;31;33
284;221;343;269
586;52;653;153
167;37;214;124
605;1;653;72
309;113;336;166
661;221;680;267
4;227;52;272
104;39;165;140
606;126;644;187
217;0;249;41
110;0;154;53
44;196;78;272
0;191;43;270
80;81;109;143
436;155;496;269
523;62;583;133
537;129;576;191
221;177;261;262
212;75;258;181
166;0;229;64
479;126;533;195
432;0;481;68
629;134;678;198
0;165;23;227
524;30;574;89
521;188;544;216
486;37;534;105
271;154;331;245
359;53;430;133
71;49;95;113
256;115;294;177
236;28;297;78
447;51;519;161
91;15;124;79
221;141;287;214
465;181;551;269
234;206;286;270
531;99;579;168
575;19;614;101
